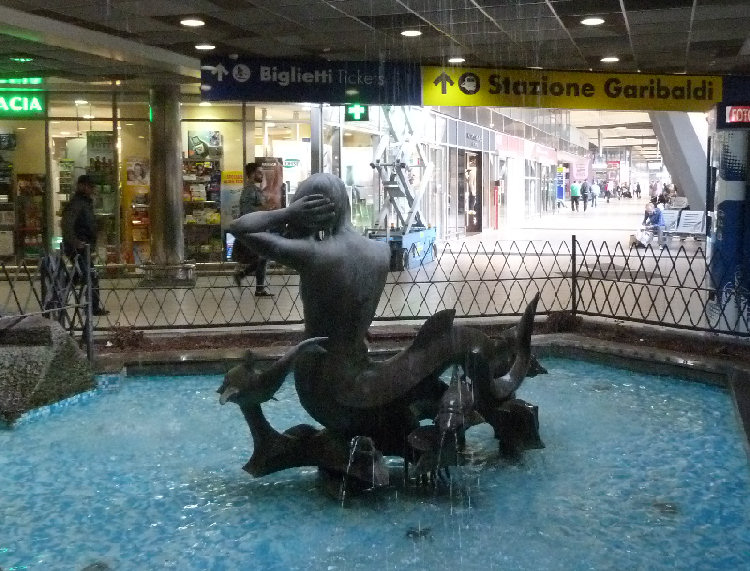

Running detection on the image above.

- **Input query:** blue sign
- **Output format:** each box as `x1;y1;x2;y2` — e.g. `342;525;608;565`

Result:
201;58;422;105
555;168;565;200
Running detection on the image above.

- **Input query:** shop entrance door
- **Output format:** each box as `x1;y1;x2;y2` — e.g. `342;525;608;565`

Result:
465;151;482;233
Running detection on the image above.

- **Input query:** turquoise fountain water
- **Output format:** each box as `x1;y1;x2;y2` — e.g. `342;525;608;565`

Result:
1;358;749;570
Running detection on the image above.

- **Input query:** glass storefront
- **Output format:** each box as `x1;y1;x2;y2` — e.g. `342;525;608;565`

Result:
0;86;588;265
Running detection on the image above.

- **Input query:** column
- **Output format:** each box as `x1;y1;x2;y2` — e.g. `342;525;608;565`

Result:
149;85;184;266
649;111;707;211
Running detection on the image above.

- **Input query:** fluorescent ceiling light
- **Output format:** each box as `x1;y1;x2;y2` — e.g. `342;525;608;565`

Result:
74;99;88;105
581;17;605;26
401;30;422;37
195;44;215;51
82;114;95;119
528;66;543;70
600;56;619;63
448;57;465;64
180;18;205;27
199;101;211;107
9;56;34;62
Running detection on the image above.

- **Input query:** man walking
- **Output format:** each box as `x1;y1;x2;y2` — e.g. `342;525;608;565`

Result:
61;174;109;316
234;161;275;296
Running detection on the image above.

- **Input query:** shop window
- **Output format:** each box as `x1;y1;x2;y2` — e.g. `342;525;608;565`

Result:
181;118;242;263
181;101;242;121
117;93;150;121
120;121;151;265
0;120;46;261
50;120;120;263
48;93;113;120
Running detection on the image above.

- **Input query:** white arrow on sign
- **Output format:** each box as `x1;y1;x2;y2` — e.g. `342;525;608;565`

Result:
211;63;229;82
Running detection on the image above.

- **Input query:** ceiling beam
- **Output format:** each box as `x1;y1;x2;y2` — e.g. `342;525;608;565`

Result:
0;5;199;81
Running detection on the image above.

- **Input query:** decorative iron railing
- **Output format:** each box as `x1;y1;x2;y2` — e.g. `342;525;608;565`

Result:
0;249;94;360
0;238;747;338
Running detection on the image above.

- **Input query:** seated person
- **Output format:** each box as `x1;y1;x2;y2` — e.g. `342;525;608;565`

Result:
630;202;667;250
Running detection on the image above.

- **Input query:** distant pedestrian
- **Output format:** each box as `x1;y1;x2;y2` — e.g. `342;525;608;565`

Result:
581;180;590;212
590;180;600;208
635;182;642;199
570;180;581;211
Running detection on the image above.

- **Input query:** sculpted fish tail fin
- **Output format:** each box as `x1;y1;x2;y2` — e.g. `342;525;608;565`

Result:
494;293;540;400
412;309;455;350
508;293;540;385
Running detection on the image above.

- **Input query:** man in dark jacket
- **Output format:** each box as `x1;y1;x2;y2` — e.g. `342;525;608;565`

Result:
61;174;108;315
233;161;273;296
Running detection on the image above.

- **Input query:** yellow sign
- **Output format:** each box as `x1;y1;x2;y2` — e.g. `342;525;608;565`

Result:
221;170;244;185
422;67;723;112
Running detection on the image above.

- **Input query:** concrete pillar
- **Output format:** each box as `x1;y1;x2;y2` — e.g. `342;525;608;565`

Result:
310;104;323;174
649;111;707;211
149;85;184;265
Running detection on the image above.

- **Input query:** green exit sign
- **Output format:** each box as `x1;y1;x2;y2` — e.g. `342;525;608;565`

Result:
345;103;369;122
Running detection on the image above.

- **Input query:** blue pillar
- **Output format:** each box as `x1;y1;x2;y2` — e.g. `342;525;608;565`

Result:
709;128;747;330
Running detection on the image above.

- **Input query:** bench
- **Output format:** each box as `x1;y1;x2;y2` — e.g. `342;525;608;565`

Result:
664;210;705;241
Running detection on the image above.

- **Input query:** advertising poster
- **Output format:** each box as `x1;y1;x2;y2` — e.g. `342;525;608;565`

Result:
220;170;243;231
574;162;588;181
126;157;150;191
187;130;223;159
606;161;621;182
257;157;284;209
86;131;114;164
124;157;151;264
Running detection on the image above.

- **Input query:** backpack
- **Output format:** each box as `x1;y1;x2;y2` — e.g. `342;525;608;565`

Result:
581;181;590;196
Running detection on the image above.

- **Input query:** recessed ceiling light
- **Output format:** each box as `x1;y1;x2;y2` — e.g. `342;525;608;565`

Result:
195;43;215;51
581;17;605;26
180;18;205;27
74;99;88;105
9;56;34;63
448;57;465;64
199;101;211;107
600;56;619;63
401;30;422;37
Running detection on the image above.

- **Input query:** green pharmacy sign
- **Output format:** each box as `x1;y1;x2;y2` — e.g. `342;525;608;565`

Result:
344;103;369;121
0;91;45;116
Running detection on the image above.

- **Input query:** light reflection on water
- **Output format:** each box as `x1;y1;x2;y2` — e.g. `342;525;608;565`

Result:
1;358;749;570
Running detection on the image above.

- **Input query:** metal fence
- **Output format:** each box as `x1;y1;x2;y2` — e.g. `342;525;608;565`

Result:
1;238;748;337
0;249;94;360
